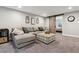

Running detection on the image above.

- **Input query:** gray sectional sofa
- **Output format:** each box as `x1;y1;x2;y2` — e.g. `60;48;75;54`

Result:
10;27;45;48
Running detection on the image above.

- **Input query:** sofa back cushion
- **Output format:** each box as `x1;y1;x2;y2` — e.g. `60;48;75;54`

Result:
22;27;29;33
38;27;44;31
32;27;36;32
27;27;34;32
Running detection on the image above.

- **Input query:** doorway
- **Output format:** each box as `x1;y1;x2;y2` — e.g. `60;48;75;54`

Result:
56;15;63;33
56;16;63;33
49;15;63;34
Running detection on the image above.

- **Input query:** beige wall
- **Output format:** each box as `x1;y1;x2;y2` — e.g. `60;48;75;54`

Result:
44;17;49;30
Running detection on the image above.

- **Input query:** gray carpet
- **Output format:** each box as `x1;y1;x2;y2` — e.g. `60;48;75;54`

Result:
0;33;79;53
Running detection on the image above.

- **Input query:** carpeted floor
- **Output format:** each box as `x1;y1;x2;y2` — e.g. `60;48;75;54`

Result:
0;33;79;53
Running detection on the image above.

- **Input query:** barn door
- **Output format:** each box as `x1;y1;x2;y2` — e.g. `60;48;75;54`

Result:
49;16;56;34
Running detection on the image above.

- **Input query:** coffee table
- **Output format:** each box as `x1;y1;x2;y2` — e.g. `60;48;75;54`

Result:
37;32;55;44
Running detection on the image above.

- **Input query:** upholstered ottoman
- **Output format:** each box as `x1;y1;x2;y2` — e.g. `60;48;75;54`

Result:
37;33;55;44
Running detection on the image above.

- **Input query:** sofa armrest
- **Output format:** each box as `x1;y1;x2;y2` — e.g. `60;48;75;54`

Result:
10;33;15;40
10;33;18;48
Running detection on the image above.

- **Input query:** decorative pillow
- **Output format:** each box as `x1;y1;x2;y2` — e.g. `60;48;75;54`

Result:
28;27;34;32
38;27;44;31
36;27;39;31
12;28;24;35
22;27;29;33
32;27;36;32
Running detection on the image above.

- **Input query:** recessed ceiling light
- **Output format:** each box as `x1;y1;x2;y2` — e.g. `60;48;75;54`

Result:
18;6;22;8
68;6;72;10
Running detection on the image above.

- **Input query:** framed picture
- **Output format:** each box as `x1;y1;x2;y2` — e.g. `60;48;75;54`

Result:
31;17;35;25
36;18;39;24
25;16;30;23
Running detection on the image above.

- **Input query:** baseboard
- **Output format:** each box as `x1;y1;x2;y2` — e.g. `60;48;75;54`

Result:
62;34;79;38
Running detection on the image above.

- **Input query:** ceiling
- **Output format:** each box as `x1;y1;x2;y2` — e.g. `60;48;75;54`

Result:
5;6;79;17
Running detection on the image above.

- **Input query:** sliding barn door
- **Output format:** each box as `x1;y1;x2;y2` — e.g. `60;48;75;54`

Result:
49;16;56;33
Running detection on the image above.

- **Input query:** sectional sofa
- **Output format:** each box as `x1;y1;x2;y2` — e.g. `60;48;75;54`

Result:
10;27;46;48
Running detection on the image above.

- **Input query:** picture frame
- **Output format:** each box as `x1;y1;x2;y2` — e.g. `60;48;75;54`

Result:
25;16;30;23
36;18;39;24
31;17;35;25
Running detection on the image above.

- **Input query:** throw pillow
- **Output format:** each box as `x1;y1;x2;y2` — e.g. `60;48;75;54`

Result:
22;27;29;33
38;27;44;31
12;28;24;35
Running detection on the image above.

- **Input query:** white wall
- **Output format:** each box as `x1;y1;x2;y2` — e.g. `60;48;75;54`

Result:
44;17;49;30
0;7;45;32
62;12;79;38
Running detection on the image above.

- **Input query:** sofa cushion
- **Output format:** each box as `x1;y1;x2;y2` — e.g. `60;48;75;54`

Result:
28;27;34;32
29;31;44;35
32;27;36;32
14;33;35;44
14;33;35;40
35;27;39;31
22;27;29;33
38;27;44;31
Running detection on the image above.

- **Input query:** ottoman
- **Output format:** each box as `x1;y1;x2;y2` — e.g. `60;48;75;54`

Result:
37;32;55;44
